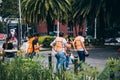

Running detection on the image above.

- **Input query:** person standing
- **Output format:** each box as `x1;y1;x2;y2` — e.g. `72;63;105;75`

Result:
65;35;74;70
73;31;88;63
27;33;40;59
20;35;31;57
27;35;34;58
51;32;68;73
2;37;14;61
32;33;40;55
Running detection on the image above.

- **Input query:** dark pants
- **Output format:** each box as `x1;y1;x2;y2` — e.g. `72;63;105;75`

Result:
28;52;36;59
4;52;15;58
77;51;85;67
77;51;85;62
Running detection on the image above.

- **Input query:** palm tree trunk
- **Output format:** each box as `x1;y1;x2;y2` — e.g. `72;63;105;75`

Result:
75;26;77;36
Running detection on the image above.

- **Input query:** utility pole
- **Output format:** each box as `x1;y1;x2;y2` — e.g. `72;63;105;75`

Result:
18;0;22;48
57;21;59;37
94;18;97;39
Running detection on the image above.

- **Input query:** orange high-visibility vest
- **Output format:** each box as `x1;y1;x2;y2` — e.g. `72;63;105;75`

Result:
27;37;35;53
74;36;83;49
55;37;64;51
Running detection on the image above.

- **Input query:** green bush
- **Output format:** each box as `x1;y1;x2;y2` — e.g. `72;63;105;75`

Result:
42;36;55;48
1;56;120;80
0;56;84;80
0;57;98;80
38;35;56;48
99;58;120;80
87;38;100;45
38;35;51;44
85;38;90;46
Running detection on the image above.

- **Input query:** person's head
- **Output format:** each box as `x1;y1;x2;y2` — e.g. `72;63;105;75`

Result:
6;37;12;43
59;32;64;37
25;35;31;41
78;31;83;36
33;33;39;39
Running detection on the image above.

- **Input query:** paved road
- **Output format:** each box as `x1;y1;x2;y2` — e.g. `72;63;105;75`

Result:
86;47;119;71
0;41;119;72
39;46;120;72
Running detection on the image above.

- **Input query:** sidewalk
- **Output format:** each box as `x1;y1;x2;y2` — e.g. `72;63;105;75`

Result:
40;47;50;51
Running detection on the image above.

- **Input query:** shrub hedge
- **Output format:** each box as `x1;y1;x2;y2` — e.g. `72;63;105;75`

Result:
38;36;55;48
0;56;120;80
39;35;104;48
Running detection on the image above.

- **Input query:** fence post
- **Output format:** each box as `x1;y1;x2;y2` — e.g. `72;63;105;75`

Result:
48;53;52;69
74;56;78;74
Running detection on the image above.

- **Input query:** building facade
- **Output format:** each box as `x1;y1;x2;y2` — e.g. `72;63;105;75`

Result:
37;20;87;37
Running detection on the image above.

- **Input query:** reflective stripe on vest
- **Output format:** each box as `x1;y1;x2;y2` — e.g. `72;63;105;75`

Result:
55;37;63;51
75;36;83;49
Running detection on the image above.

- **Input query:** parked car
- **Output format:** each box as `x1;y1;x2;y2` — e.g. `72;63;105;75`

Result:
116;37;120;42
105;37;120;43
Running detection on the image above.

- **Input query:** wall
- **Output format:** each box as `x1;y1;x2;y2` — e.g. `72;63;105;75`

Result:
37;20;87;37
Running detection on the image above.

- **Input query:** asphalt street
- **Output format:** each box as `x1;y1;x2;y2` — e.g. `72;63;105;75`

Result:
39;46;120;72
0;40;119;72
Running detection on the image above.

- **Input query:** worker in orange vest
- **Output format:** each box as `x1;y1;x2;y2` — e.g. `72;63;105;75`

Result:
32;33;40;53
74;31;88;63
27;36;34;52
51;32;68;73
27;33;40;59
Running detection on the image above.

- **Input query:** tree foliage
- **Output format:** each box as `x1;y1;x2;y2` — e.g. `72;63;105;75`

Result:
21;0;71;24
72;0;120;38
0;0;19;18
1;0;120;38
0;21;6;33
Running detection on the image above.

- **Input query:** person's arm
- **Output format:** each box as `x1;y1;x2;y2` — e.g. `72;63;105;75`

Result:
63;38;68;47
34;43;40;50
2;48;4;55
80;37;88;53
73;39;76;50
2;43;5;54
50;39;56;50
70;38;73;43
69;38;75;49
63;38;68;54
81;42;87;51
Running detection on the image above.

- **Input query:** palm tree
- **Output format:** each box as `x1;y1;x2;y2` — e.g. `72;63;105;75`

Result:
72;0;120;39
72;0;102;38
21;0;71;34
